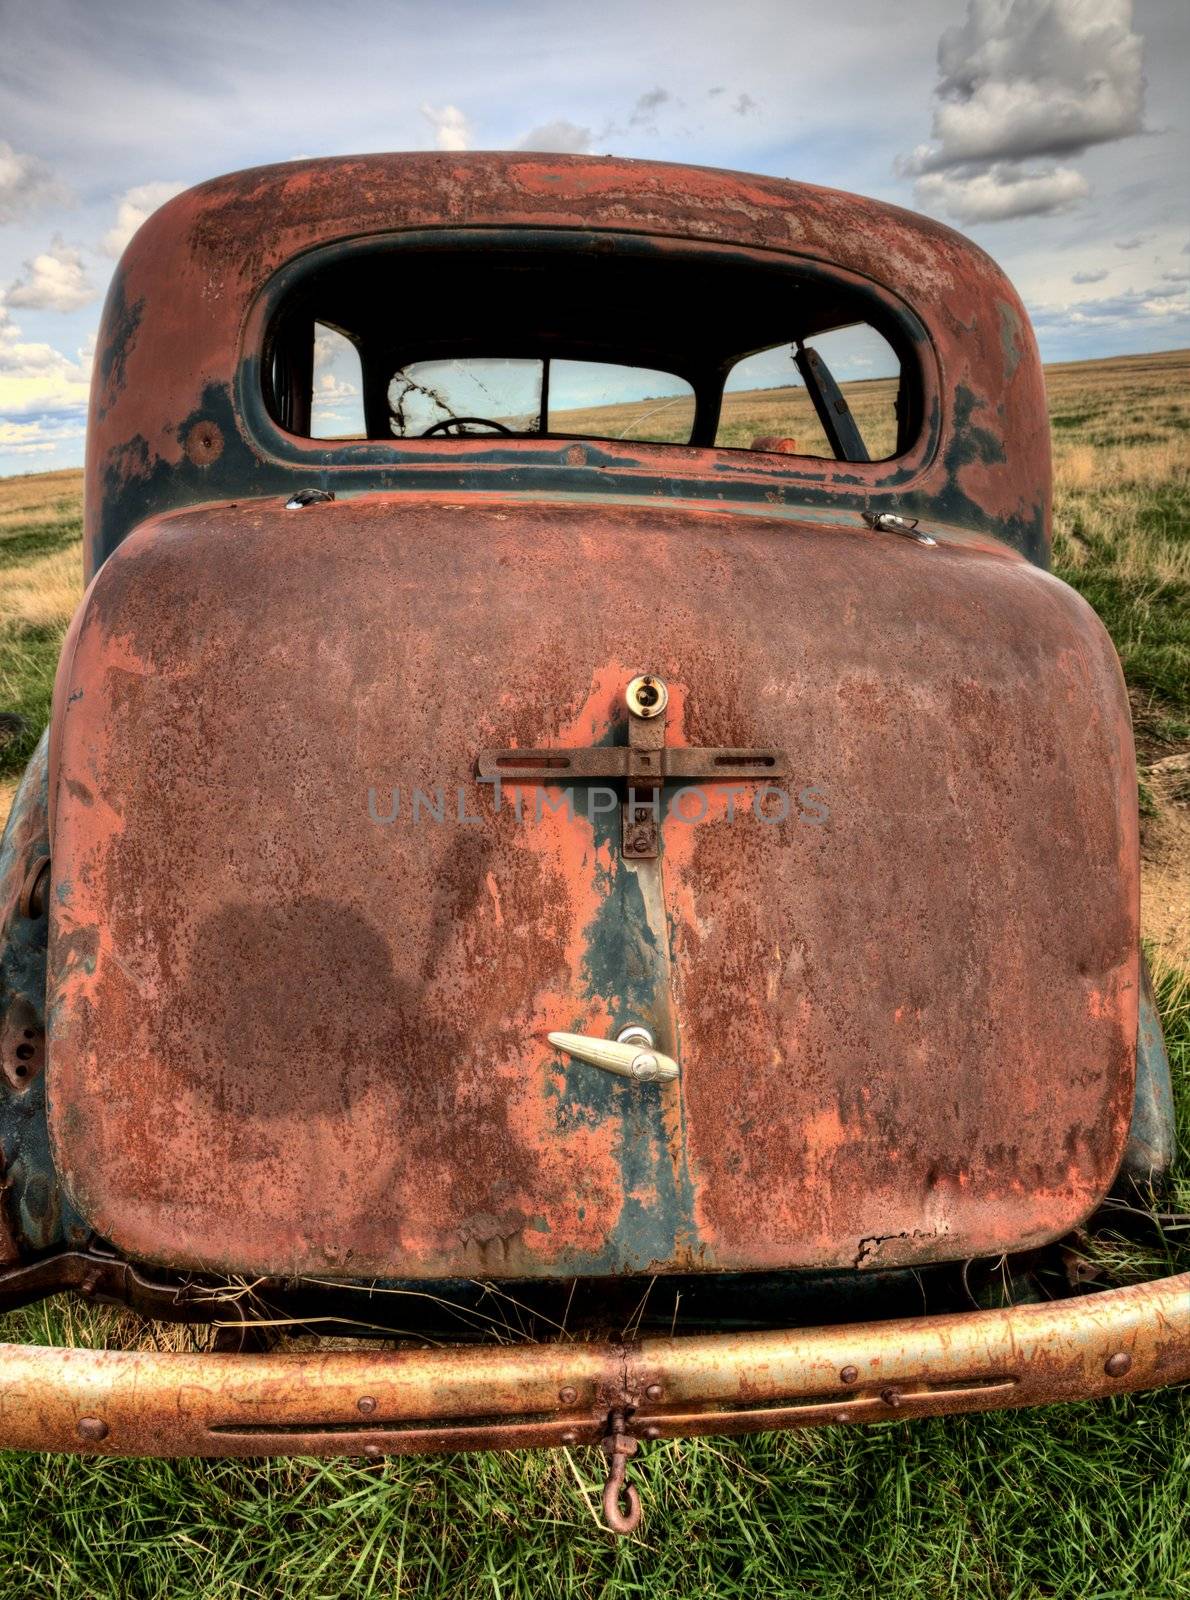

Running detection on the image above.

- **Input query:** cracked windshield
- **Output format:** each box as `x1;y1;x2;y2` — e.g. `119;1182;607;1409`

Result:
386;357;697;442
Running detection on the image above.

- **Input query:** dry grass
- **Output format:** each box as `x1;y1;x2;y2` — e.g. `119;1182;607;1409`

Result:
0;543;84;632
552;373;901;458
0;466;83;531
1049;350;1190;590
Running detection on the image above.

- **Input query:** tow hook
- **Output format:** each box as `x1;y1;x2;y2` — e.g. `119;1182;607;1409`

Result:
599;1409;642;1536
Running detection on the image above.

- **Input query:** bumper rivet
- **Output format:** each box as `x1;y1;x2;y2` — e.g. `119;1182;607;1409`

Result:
1105;1351;1132;1378
558;1386;577;1405
363;1443;382;1460
560;1429;578;1444
645;1383;663;1401
357;1395;377;1414
77;1416;108;1442
839;1366;858;1384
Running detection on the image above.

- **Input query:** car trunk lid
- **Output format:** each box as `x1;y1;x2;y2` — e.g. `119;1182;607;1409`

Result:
47;493;1138;1278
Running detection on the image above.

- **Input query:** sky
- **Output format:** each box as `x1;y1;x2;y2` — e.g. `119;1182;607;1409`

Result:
0;0;1187;474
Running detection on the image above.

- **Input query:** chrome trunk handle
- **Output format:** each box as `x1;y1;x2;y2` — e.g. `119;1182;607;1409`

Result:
547;1026;679;1083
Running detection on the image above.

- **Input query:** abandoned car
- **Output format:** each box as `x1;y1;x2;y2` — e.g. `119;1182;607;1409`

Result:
0;153;1185;1534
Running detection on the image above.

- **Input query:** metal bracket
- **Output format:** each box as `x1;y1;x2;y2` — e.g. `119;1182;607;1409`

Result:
476;675;787;860
622;678;667;858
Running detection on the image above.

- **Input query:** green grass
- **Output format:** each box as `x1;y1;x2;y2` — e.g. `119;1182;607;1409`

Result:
1055;483;1189;669
0;505;81;570
0;486;81;782
0;1379;1186;1597
0;621;67;779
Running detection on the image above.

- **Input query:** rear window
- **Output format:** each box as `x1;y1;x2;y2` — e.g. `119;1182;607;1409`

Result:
715;325;901;461
386;357;695;443
262;238;922;464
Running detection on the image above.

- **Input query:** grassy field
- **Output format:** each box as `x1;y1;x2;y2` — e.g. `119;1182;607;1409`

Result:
0;350;1187;1598
551;368;900;456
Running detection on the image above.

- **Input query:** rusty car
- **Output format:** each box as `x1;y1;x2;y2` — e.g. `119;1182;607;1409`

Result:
0;152;1185;1535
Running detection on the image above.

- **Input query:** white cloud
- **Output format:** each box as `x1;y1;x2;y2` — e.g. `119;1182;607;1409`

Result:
0;141;71;223
1031;281;1190;331
101;180;185;258
419;103;471;152
900;0;1147;224
516;120;593;154
912;0;1145;170
0;301;94;420
6;237;96;312
0;415;86;457
1071;268;1108;284
315;370;358;403
915;162;1088;224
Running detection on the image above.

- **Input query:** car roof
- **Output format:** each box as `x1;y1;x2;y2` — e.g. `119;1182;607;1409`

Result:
85;153;1051;573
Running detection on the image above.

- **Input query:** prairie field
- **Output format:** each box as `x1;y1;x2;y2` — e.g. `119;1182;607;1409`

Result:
0;350;1187;1598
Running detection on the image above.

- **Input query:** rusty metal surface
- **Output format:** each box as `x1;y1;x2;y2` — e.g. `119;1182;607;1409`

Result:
0;732;88;1260
1121;953;1175;1180
0;1270;1184;1458
85;153;1051;579
476;747;787;783
47;493;1137;1280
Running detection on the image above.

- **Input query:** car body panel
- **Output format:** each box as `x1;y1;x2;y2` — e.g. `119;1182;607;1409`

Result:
48;492;1137;1279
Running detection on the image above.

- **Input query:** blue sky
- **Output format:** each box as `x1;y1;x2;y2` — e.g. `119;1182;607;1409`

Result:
0;0;1187;473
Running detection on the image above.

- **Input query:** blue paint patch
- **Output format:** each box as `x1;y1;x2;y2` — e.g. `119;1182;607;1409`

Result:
543;722;702;1273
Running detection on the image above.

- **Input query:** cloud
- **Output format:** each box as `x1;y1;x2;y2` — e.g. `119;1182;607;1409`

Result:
0;302;94;422
516;120;593;154
101;180;185;258
1071;267;1108;284
914;162;1088;223
419;103;471;152
315;371;357;403
733;93;757;116
629;87;670;128
1031;280;1190;332
911;0;1145;171
6;237;97;312
900;0;1147;224
1115;235;1145;249
0;414;86;458
0;141;71;223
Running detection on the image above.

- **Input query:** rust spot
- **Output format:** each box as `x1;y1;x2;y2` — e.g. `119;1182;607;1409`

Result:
184;418;223;465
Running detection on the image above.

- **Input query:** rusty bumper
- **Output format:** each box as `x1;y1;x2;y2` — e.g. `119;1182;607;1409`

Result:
0;1272;1186;1458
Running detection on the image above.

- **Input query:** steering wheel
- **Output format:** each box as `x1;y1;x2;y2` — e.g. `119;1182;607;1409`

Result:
421;416;514;437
